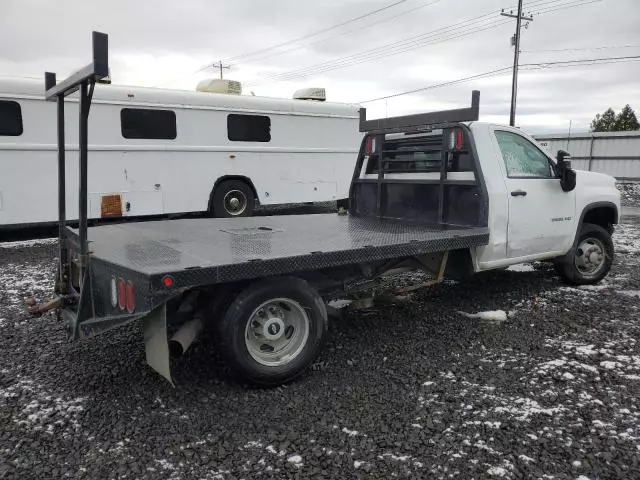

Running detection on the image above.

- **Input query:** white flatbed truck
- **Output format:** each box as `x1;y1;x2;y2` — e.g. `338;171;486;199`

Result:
34;33;621;387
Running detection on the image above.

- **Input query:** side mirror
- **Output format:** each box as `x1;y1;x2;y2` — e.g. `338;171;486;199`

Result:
556;150;576;192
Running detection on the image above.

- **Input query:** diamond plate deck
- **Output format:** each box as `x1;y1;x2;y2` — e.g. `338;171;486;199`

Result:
75;214;489;286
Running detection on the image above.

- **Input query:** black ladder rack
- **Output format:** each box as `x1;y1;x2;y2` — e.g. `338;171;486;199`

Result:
44;31;109;288
359;90;480;135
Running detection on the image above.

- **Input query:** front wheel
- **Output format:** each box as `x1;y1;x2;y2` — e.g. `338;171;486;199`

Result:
555;223;614;285
216;277;328;386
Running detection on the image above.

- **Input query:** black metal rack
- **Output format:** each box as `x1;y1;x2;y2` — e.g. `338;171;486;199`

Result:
350;90;486;226
358;90;480;135
44;31;109;289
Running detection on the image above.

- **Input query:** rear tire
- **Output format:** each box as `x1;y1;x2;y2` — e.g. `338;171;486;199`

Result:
554;223;614;285
216;277;327;387
336;198;349;210
211;179;255;218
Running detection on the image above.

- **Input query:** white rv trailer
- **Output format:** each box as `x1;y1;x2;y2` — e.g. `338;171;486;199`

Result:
0;78;361;228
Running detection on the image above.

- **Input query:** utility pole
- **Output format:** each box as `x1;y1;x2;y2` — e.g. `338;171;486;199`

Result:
501;2;533;126
214;61;231;79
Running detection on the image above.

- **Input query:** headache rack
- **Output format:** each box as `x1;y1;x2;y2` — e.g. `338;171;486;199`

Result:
350;90;486;226
358;90;479;135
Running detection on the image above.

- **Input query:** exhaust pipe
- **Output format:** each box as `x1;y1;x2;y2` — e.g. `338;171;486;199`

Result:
168;313;204;358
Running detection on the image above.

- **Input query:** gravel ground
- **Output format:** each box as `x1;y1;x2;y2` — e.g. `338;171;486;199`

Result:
617;183;640;208
1;221;640;480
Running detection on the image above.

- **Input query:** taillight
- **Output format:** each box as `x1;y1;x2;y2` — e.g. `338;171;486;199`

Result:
449;129;464;151
161;275;174;288
125;281;135;313
110;277;118;307
117;278;126;310
365;136;376;155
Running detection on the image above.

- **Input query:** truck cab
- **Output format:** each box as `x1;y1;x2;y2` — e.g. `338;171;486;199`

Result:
351;107;620;284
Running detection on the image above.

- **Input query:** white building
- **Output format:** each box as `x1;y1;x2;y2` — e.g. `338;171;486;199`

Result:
534;130;640;180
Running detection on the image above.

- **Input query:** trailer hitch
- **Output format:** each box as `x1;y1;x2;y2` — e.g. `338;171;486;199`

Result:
25;295;74;317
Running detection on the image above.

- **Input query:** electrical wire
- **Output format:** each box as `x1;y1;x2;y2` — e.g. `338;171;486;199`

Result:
156;0;425;86
533;0;603;15
244;15;510;86
523;44;640;53
232;0;444;67
224;0;412;63
358;55;640;103
359;67;513;103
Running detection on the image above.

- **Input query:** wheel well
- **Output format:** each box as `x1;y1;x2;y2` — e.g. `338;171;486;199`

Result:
582;205;617;233
208;176;258;212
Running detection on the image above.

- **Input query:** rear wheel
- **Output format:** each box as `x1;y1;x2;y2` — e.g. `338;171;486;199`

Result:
555;223;614;285
211;179;255;217
216;277;327;386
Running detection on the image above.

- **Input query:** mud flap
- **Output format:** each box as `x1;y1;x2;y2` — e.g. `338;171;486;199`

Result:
143;304;173;386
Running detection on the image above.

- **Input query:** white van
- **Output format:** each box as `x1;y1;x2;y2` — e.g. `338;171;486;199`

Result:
0;78;361;227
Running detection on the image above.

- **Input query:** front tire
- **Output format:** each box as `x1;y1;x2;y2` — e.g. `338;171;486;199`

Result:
216;277;327;386
211;179;255;218
555;223;614;285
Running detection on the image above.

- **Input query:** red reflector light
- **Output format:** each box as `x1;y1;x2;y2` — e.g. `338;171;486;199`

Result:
125;281;135;314
365;136;375;155
117;278;126;310
455;129;464;150
162;275;174;288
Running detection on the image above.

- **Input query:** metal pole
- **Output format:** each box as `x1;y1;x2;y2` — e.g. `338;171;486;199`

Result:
509;0;524;127
57;95;67;288
78;81;89;267
587;135;595;172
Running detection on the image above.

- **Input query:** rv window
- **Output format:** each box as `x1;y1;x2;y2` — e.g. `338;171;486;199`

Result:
227;114;271;142
121;108;177;140
0;100;23;136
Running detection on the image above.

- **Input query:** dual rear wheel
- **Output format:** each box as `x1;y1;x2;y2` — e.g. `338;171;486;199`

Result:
215;277;328;387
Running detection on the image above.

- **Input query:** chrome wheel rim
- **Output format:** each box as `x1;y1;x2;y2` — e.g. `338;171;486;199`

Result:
244;298;310;367
574;237;606;278
223;190;247;216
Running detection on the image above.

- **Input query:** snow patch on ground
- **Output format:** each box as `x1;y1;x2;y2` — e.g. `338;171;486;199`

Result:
0;258;56;318
458;310;508;322
506;263;535;272
1;376;86;438
0;238;57;249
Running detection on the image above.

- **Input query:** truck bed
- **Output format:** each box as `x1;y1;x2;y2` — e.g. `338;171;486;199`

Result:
75;214;489;284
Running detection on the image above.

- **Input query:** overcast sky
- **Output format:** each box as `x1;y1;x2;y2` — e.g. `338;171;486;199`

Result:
1;0;638;133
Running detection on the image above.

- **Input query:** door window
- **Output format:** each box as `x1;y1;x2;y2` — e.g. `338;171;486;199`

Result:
495;130;553;178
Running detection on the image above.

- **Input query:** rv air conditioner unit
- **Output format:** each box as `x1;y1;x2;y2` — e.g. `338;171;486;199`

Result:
196;79;242;95
293;88;326;101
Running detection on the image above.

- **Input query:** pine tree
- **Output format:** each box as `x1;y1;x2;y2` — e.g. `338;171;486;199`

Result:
614;104;640;131
590;108;617;132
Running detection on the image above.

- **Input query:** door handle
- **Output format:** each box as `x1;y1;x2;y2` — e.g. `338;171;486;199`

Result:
511;190;527;197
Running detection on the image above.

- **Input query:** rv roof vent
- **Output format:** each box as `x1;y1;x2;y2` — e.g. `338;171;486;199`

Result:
293;88;326;101
196;79;242;95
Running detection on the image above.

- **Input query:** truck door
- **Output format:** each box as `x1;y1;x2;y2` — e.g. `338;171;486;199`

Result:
492;129;576;259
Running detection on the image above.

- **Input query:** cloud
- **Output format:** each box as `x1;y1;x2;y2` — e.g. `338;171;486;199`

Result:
1;0;638;131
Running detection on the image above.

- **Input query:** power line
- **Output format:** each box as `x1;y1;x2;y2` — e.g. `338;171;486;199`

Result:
358;55;640;103
156;0;418;86
245;0;601;88
359;67;513;103
233;0;444;67
246;19;509;86
244;14;509;86
523;44;640;53
224;0;412;63
533;0;603;15
525;54;640;67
